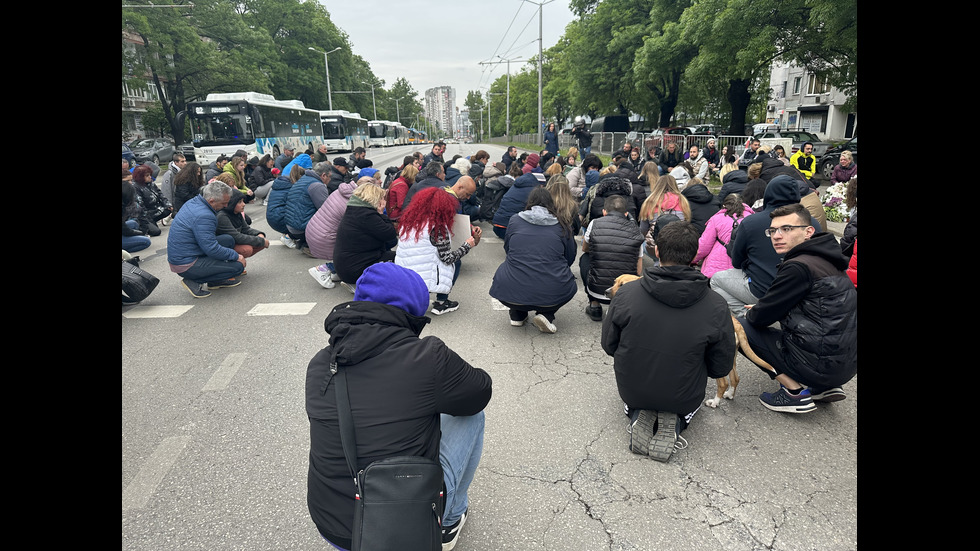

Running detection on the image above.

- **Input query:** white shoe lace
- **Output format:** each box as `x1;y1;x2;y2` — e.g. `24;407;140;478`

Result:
674;434;688;451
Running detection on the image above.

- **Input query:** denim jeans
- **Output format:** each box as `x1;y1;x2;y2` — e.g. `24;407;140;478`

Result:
122;220;152;253
439;411;485;527
178;235;245;284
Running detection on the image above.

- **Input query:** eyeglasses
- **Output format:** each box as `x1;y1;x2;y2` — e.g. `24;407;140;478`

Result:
764;225;810;237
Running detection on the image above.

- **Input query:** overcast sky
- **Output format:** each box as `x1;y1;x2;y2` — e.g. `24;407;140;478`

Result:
321;0;578;109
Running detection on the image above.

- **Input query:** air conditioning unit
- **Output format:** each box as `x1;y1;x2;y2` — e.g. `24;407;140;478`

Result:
767;104;775;112
817;96;827;104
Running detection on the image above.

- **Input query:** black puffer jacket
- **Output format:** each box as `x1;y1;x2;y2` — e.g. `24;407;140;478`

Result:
306;300;492;550
582;174;640;224
681;183;720;235
717;169;748;203
586;214;644;297
602;265;735;415
745;233;857;389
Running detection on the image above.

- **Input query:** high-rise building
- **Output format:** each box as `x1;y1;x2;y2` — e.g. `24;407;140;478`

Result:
424;86;456;137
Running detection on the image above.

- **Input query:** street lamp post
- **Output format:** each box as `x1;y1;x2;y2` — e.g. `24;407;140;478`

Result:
308;46;341;110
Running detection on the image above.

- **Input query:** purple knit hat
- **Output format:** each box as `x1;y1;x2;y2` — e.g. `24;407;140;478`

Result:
354;263;430;317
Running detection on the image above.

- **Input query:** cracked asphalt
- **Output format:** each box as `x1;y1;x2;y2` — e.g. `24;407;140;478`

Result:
122;144;857;550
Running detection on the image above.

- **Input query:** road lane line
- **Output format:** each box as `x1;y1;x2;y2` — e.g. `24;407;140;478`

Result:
202;352;247;392
122;436;192;510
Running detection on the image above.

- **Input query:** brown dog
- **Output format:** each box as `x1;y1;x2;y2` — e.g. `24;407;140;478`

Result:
605;273;777;408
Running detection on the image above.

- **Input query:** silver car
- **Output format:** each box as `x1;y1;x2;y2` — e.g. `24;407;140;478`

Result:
131;138;176;165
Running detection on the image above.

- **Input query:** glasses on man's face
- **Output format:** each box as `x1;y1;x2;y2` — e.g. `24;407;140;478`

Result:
764;225;809;238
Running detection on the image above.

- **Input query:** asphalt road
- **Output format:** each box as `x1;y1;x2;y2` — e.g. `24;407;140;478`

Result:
122;143;857;550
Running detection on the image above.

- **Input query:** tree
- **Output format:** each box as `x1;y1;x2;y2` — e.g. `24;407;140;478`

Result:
631;1;698;128
463;90;485;141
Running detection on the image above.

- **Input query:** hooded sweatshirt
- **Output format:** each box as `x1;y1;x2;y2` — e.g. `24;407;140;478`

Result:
215;189;266;247
602;264;735;416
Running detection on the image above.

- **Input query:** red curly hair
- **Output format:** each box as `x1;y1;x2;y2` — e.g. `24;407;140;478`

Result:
398;186;457;242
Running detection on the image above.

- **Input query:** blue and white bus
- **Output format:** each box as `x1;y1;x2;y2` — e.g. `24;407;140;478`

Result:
367;120;395;147
320;110;369;152
185;92;323;166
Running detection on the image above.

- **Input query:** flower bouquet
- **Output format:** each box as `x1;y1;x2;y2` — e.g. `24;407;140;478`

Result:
821;182;849;223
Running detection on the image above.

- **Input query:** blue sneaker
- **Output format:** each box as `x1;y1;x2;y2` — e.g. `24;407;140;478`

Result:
759;386;816;413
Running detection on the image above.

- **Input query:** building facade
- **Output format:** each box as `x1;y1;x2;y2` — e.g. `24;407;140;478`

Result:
765;60;857;142
425;86;456;137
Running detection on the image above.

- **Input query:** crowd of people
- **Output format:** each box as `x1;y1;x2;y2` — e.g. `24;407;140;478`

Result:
123;136;856;550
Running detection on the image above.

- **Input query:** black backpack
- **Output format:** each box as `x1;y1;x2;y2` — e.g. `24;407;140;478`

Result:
478;177;508;222
382;166;399;189
717;214;742;257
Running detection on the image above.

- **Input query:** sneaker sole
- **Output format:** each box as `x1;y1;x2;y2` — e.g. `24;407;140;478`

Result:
181;280;210;298
442;511;467;551
532;315;556;334
510;319;527;326
628;410;675;461
759;397;817;413
208;281;241;289
810;389;846;403
431;305;459;316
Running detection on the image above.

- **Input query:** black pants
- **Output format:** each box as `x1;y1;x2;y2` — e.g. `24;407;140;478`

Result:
498;299;570;323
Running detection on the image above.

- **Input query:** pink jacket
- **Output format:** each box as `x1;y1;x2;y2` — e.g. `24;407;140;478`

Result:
694;204;754;278
306;181;358;261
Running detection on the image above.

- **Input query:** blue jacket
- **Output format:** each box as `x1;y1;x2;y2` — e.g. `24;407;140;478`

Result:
285;172;325;232
543;130;558;155
492;173;544;229
265;175;293;235
282;154;313;179
489;206;577;307
167;194;238;265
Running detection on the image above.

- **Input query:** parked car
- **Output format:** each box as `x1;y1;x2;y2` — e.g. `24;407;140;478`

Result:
589;115;631;133
178;143;196;162
643;127;692;153
122;143;135;168
131;138;176;165
816;136;857;179
753;130;830;158
690;124;720;136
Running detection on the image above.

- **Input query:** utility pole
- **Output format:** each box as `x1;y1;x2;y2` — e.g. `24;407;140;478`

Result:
479;57;529;142
524;0;554;147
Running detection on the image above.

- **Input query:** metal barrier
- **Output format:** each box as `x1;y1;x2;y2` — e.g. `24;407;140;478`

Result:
501;132;754;162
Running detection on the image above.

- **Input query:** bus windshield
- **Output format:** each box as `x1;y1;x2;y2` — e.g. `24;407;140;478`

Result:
191;106;252;146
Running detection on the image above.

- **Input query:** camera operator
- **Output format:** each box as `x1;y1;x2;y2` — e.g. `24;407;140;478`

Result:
570;117;593;156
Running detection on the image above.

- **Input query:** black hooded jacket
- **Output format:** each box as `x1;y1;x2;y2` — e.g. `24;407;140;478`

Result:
681;183;720;235
745;233;857;388
602;265;735;416
306;301;492;550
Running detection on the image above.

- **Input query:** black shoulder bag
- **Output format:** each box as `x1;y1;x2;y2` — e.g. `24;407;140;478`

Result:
332;360;444;551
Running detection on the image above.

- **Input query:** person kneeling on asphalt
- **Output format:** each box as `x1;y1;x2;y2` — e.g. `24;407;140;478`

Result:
737;203;857;414
601;221;735;461
167;181;246;298
579;195;644;321
306;262;492;551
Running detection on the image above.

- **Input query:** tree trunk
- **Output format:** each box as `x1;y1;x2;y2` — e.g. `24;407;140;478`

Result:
726;78;751;135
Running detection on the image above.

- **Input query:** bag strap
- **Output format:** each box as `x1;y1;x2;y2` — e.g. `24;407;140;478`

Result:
329;356;361;490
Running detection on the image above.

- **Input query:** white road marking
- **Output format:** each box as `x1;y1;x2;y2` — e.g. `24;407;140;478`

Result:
202;352;247;392
246;303;317;316
122;436;192;510
122;305;194;318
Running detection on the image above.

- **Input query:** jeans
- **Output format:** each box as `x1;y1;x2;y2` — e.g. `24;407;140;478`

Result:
178;235;245;284
439;411;485;526
709;268;758;316
122;220;152;253
436;259;462;301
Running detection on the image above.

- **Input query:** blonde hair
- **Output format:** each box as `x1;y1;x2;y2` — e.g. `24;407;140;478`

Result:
400;164;419;185
566;146;578;160
840;150;853;162
719;160;739;181
289;164;306;183
213;172;237;187
545;174;578;232
639;174;691;222
600;165;617;176
353;182;385;208
545;162;563;176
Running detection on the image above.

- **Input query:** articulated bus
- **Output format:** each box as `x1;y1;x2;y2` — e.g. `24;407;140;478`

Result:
185;92;323;166
320;110;369;152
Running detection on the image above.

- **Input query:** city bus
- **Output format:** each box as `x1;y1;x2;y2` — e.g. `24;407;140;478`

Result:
185;92;323;166
367;120;397;147
320;110;369;152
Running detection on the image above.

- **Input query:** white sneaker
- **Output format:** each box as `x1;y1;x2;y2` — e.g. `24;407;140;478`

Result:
308;266;336;289
280;235;298;249
532;313;557;334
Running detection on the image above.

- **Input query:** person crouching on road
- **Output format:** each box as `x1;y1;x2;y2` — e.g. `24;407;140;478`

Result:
215;188;269;261
306;262;492;551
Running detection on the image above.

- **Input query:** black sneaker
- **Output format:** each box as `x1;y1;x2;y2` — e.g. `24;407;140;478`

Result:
431;299;460;316
181;278;211;298
207;278;242;289
809;386;846;403
629;409;677;462
586;303;603;321
759;386;817;413
442;509;467;551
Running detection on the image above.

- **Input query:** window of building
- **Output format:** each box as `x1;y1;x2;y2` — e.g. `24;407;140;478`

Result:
806;73;830;95
793;77;802;95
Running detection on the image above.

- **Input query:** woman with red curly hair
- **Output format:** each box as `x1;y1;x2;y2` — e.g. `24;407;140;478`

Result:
395;187;482;315
131;164;173;236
